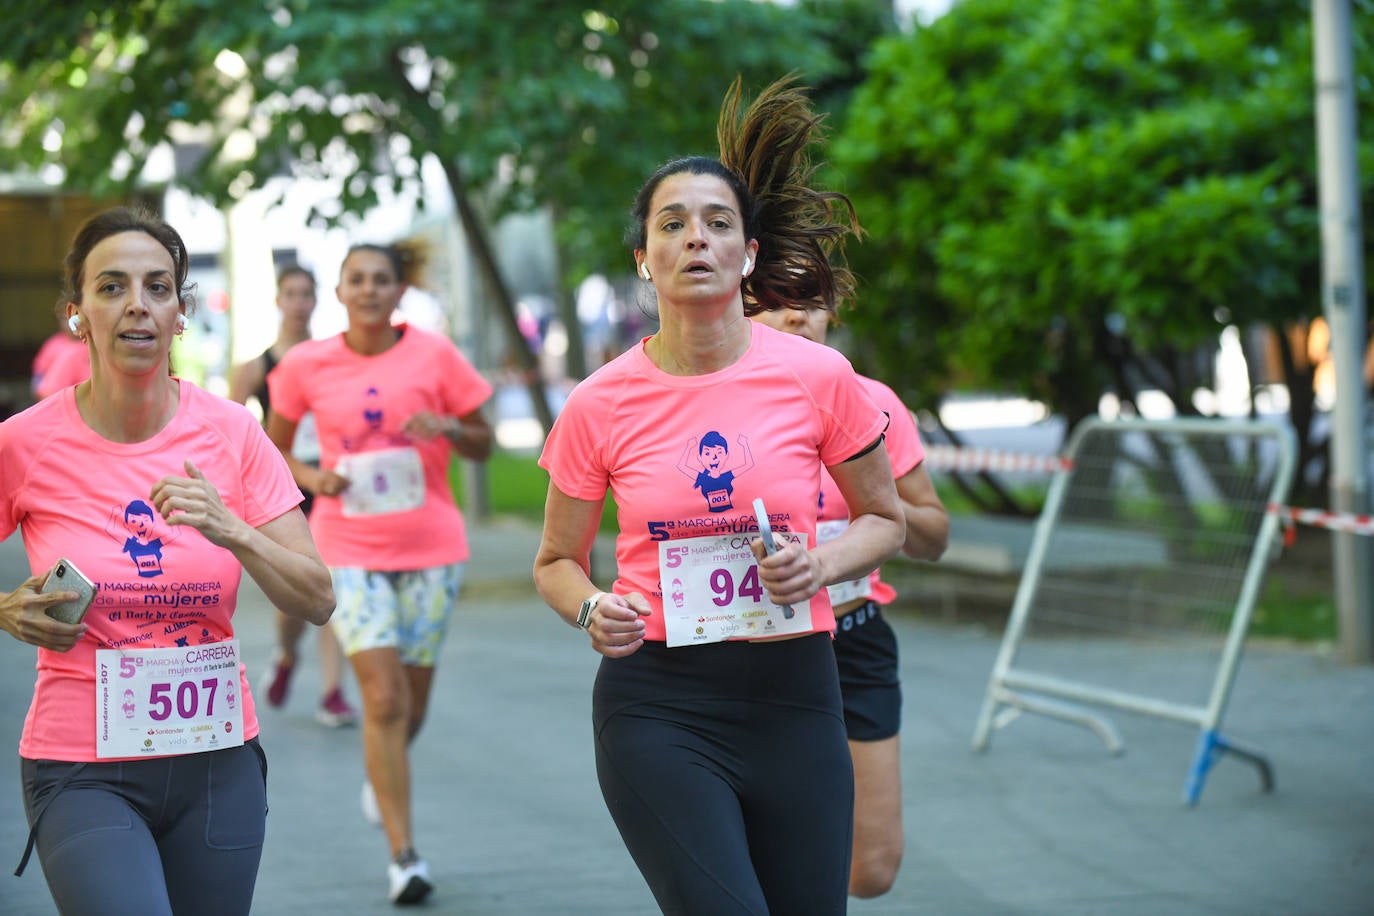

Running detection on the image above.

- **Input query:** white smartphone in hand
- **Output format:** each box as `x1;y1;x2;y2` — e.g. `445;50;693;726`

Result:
40;558;98;624
752;498;795;619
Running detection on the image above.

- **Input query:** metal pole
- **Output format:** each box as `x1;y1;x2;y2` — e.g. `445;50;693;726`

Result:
1313;0;1374;663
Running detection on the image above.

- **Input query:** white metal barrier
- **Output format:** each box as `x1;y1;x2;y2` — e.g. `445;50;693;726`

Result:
971;417;1297;805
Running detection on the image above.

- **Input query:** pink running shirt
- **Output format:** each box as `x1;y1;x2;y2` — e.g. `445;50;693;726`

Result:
267;325;493;570
817;376;926;606
0;380;303;762
540;321;889;642
31;332;87;396
34;340;91;399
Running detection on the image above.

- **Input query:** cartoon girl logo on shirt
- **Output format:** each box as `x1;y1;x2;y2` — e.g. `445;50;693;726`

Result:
364;386;385;432
105;499;179;578
342;386;389;454
676;431;755;513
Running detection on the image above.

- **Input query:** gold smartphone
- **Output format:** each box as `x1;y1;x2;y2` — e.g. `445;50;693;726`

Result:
40;558;98;624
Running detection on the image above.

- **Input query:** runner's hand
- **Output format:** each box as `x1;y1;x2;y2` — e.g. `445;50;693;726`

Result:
751;536;823;607
313;467;350;497
0;574;87;651
402;410;454;442
587;591;652;659
150;460;245;548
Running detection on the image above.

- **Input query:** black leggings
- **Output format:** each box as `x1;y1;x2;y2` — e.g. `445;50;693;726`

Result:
593;634;853;915
19;739;268;916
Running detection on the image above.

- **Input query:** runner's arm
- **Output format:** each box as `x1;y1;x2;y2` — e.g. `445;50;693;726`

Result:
895;462;949;561
534;483;649;657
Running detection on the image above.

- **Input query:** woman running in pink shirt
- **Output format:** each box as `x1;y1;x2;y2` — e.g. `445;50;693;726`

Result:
0;207;334;916
534;77;905;914
266;242;494;906
752;301;949;897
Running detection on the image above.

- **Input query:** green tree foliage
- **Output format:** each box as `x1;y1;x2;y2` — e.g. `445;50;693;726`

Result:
0;1;865;397
0;1;832;262
832;0;1373;495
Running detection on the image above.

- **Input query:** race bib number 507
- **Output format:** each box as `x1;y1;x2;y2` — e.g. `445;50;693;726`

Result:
95;640;244;758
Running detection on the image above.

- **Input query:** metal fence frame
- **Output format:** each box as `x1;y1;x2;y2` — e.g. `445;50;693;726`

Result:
971;417;1298;805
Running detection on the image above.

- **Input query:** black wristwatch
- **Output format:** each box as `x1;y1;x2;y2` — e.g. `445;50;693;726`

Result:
576;592;604;629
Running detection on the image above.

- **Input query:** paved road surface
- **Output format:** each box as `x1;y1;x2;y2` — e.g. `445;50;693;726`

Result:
1;520;1371;914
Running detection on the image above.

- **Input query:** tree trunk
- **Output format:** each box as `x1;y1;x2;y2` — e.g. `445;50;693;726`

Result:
549;208;589;380
1274;321;1320;501
442;160;556;435
387;49;554;436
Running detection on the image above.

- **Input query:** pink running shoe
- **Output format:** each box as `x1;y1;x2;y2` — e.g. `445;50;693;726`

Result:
264;659;295;708
316;688;358;728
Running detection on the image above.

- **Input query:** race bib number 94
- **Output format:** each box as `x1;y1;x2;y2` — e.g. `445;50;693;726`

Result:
660;532;812;647
95;640;245;758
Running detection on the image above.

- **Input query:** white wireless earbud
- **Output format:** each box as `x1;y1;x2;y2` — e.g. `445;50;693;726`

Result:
67;314;82;335
176;313;188;333
639;263;652;281
741;257;752;276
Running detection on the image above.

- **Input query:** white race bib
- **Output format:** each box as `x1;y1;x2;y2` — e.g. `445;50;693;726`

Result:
817;519;873;606
660;532;812;647
337;447;425;517
95;639;244;758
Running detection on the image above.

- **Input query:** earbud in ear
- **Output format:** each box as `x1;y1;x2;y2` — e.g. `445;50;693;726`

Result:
741;257;752;276
176;313;188;333
67;314;82;335
639;264;652;281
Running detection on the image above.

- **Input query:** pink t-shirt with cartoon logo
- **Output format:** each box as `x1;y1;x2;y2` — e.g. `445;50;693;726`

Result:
267;325;493;571
817;375;926;606
540;321;889;642
0;380;303;762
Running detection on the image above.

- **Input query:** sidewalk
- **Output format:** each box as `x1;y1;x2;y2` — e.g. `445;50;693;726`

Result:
2;520;1372;915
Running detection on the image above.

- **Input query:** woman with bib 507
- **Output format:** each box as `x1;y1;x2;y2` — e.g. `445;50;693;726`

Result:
0;207;334;916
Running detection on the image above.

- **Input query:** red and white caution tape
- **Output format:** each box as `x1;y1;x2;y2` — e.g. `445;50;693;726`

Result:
920;448;1373;543
924;444;1073;475
1269;503;1374;545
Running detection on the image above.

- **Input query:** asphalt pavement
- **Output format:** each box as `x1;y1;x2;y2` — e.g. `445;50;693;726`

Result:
1;518;1371;915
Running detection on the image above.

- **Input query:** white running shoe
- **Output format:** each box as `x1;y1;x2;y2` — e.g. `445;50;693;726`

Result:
360;781;382;827
387;854;433;905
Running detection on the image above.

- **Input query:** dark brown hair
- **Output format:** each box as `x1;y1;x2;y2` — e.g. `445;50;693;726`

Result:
716;74;862;315
276;263;316;290
342;239;430;289
59;207;195;311
626;156;758;251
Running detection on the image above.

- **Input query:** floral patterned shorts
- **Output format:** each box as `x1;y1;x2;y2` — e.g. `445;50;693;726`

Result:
328;564;463;666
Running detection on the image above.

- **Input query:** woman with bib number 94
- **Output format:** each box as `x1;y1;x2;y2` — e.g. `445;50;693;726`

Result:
533;76;905;915
265;242;493;906
0;207;334;916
